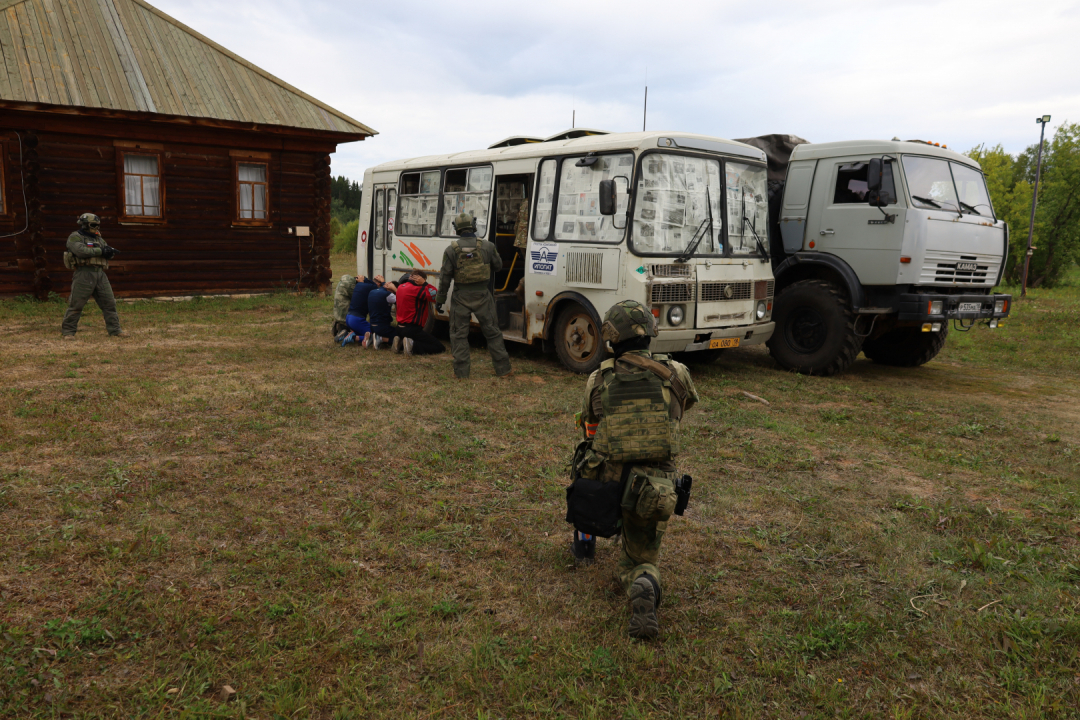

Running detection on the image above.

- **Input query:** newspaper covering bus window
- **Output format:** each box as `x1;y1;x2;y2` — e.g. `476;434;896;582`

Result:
554;153;632;243
726;162;769;255
533;160;557;240
439;166;492;237
633;155;722;253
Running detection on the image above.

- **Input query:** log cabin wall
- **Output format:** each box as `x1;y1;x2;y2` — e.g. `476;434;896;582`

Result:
0;110;342;299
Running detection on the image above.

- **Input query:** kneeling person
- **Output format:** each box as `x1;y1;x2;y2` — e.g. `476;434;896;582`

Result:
394;271;444;356
567;300;698;639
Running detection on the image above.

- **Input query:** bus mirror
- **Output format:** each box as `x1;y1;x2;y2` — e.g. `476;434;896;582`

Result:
599;179;617;215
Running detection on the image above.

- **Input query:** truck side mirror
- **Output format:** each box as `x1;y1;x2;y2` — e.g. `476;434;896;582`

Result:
598;179;616;215
867;158;891;206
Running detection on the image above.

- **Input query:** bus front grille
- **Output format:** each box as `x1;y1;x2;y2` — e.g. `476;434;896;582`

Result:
650;282;695;304
699;281;753;302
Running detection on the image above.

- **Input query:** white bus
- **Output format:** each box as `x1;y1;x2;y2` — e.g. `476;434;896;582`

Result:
356;129;777;373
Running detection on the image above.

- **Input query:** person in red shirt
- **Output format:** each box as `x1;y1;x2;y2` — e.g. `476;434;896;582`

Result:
393;271;445;357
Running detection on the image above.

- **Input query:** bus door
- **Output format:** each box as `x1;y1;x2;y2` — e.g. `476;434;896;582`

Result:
370;184;397;279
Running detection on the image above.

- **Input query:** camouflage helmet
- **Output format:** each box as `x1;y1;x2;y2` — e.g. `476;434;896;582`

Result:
453;212;476;233
77;213;101;231
601;300;658;344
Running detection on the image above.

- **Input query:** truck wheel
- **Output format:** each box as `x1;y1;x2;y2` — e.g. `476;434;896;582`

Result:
554;302;605;374
862;325;949;367
767;279;862;376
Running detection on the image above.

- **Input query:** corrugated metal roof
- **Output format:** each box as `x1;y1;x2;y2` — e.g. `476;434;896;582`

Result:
0;0;375;137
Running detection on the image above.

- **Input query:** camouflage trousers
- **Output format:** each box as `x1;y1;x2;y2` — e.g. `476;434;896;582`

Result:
62;267;122;336
448;289;511;378
605;461;678;599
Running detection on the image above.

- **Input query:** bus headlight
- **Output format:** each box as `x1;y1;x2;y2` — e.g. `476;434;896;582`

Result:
667;306;685;326
756;301;767;320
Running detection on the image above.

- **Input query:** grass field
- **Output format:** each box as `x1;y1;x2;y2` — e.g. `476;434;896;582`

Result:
1;257;1078;719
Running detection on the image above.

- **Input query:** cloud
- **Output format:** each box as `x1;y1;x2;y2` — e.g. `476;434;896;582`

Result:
152;0;1080;180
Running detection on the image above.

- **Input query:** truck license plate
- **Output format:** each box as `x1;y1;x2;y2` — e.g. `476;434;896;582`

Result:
958;302;981;313
709;338;741;349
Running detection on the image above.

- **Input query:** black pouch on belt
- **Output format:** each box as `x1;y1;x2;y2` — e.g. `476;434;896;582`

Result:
565;441;624;538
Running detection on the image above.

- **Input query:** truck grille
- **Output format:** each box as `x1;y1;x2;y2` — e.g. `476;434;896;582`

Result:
650;281;695;304
699;281;752;302
920;252;998;285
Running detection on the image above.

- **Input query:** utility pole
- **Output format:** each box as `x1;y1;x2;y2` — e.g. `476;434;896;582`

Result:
1021;114;1051;297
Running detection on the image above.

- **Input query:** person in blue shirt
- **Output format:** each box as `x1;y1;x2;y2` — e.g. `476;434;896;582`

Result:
367;280;398;349
342;274;383;347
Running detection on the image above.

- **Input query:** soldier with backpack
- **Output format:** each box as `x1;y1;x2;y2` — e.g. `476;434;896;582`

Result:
565;300;699;639
434;213;512;379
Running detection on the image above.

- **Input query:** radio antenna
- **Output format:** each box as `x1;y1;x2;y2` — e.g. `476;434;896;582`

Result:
642;66;648;132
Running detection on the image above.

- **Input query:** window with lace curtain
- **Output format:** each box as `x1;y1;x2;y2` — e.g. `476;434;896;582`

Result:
117;149;164;222
236;161;270;224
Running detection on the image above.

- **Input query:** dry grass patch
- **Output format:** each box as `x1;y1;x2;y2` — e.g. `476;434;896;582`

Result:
1;276;1079;718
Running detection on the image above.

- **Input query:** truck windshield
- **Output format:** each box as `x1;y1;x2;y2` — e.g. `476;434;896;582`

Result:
950;162;995;218
632;154;723;255
726;162;770;256
902;156;961;212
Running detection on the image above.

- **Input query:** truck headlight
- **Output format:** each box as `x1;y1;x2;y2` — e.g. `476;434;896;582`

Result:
667;305;684;326
994;300;1007;313
929;300;943;315
756;301;767;320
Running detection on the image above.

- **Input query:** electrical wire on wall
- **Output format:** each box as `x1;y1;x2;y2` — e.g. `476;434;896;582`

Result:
0;131;30;239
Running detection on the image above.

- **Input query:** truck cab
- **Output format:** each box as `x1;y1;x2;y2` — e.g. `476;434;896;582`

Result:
755;138;1011;375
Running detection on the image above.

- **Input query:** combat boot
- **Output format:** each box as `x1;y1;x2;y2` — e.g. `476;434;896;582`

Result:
627;574;660;639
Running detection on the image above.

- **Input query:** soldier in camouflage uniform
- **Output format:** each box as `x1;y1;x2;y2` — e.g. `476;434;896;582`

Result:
61;213;125;339
331;274;358;341
434;213;512;379
513;199;529;303
573;300;698;638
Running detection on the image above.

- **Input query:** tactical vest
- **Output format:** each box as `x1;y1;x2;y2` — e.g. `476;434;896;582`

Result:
451;239;490;284
333;275;358;323
591;354;680;463
63;252;108;270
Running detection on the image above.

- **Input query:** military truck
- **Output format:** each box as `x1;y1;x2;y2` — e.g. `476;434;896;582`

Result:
738;135;1012;376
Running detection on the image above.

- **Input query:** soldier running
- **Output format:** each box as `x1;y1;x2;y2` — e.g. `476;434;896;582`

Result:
434;213;512;379
61;213;125;339
570;300;698;639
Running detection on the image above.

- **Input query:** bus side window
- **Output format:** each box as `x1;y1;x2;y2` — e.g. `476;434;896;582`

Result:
374;188;385;249
533;159;556;240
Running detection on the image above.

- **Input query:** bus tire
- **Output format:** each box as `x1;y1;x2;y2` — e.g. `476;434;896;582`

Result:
767;279;862;376
554;302;606;374
862;324;949;367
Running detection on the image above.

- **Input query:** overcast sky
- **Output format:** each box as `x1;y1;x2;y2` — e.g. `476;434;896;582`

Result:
153;0;1080;182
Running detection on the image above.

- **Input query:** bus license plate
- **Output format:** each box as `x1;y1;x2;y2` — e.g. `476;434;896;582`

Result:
958;302;981;313
709;338;741;349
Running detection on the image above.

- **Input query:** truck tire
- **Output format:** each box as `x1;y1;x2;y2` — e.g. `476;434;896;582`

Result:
554;302;606;374
862;325;949;367
767;279;862;376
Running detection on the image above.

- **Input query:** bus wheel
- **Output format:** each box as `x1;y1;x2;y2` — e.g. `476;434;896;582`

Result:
555;302;605;374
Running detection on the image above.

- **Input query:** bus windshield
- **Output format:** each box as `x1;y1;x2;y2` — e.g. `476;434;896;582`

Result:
633;154;723;255
726;162;770;256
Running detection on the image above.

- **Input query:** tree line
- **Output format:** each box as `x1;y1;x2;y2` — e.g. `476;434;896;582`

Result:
969;122;1080;288
330;175;362;253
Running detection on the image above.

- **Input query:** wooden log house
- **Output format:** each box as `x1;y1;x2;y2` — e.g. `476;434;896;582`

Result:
0;0;375;299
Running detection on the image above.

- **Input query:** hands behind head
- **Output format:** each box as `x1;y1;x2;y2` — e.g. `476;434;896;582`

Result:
374;275;385;286
409;272;426;285
384;282;397;292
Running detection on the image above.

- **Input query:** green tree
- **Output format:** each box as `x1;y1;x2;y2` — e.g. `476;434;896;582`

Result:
968;122;1080;287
